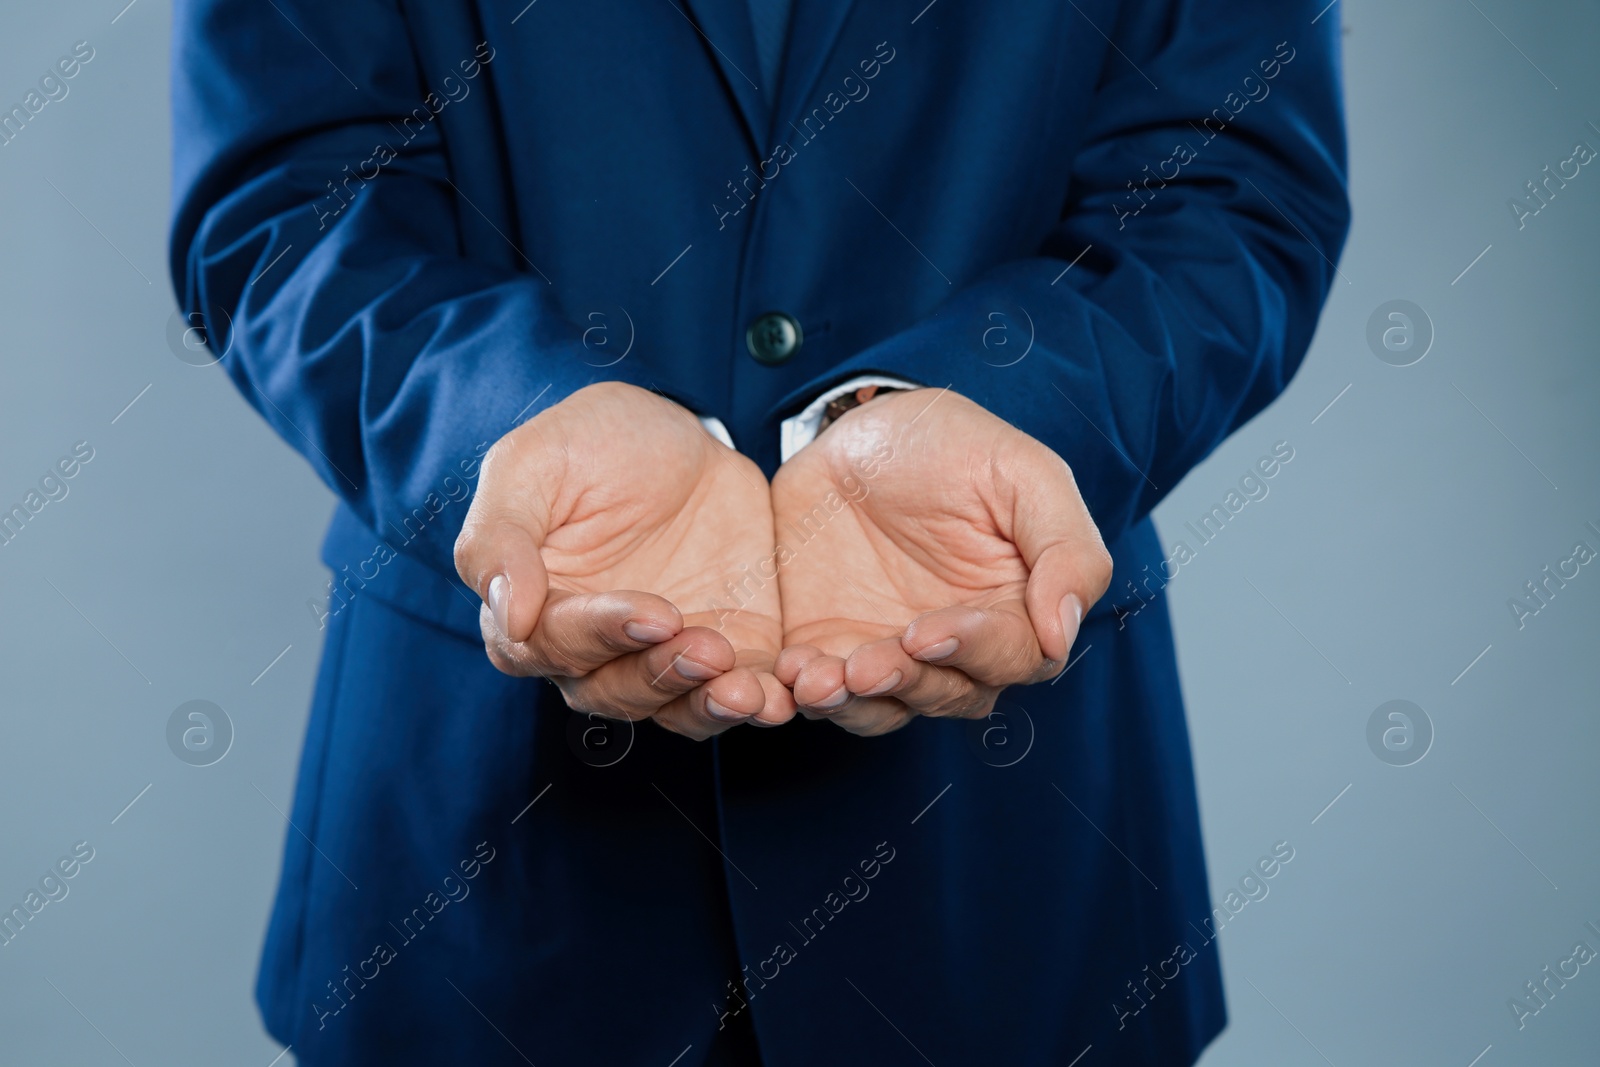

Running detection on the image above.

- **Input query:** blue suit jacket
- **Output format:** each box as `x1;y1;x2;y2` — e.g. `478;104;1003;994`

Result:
170;1;1348;1063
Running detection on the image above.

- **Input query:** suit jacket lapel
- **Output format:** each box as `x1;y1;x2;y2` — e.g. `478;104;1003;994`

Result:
676;0;768;151
771;0;860;146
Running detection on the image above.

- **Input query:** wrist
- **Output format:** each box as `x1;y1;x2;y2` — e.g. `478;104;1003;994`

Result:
779;374;922;462
817;383;906;436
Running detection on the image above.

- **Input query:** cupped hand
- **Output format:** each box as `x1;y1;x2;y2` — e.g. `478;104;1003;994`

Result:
454;381;793;740
771;388;1112;736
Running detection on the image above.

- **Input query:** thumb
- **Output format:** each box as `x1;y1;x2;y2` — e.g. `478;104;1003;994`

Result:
454;441;556;644
1011;455;1113;664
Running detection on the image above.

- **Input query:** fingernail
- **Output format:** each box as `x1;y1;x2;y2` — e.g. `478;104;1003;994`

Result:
915;637;959;662
858;671;902;697
676;656;720;681
1059;593;1084;652
705;697;747;723
813;685;849;710
487;575;511;638
624;620;675;643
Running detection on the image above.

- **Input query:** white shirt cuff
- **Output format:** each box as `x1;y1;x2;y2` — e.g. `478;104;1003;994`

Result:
698;415;735;450
778;375;921;463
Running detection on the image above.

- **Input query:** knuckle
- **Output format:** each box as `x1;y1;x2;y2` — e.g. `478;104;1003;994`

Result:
484;641;525;677
453;523;484;584
556;685;587;713
955;676;993;716
856;708;912;737
597;672;667;719
962;643;1027;689
647;667;688;698
561;684;611;718
992;640;1035;684
955;690;991;718
922;678;984;718
539;626;597;679
541;647;587;680
1015;644;1043;679
479;436;518;480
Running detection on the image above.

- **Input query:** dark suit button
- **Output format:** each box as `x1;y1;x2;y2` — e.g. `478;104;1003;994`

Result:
746;312;802;365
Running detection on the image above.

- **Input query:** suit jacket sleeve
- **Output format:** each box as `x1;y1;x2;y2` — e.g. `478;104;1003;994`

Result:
789;2;1351;546
167;0;690;579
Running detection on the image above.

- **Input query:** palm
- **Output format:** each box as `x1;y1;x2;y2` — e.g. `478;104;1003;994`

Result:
533;386;782;662
773;390;1032;660
460;383;1103;736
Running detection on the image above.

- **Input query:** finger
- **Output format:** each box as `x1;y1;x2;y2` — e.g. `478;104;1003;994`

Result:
454;440;558;643
791;652;850;714
731;648;798;727
845;638;991;719
751;671;798;727
510;589;682;678
901;603;1051;688
777;646;847;722
825;695;916;737
653;663;771;740
1010;457;1114;662
774;644;826;688
460;518;549;645
555;626;735;719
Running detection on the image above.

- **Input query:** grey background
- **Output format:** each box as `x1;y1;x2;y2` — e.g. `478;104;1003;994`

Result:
1;1;1596;1064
